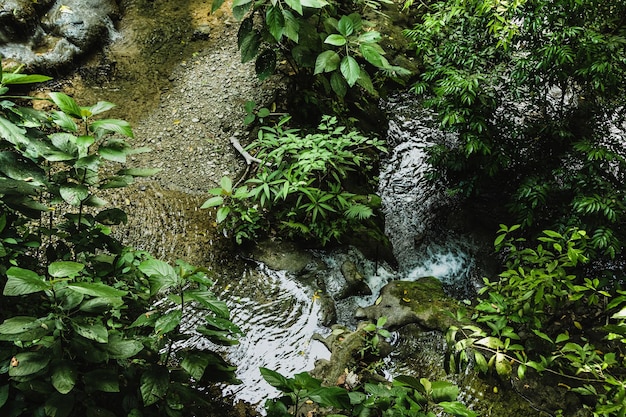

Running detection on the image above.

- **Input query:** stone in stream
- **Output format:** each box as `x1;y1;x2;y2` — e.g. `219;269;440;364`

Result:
0;0;118;69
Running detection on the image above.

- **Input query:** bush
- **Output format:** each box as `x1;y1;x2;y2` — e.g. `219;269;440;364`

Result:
202;115;387;246
0;66;240;417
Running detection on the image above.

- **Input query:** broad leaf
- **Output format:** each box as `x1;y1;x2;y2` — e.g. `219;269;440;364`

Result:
266;6;285;41
340;55;360;86
67;282;127;297
95;208;128;225
0;384;8;408
211;0;226;12
139;259;179;295
260;367;293;391
51;360;77;394
60;184;89;206
181;351;211;380
324;34;346;46
87;101;116;115
48;261;84;278
90;119;134;138
0;316;40;334
201;196;224;208
84;369;119;393
360;43;389;68
284;0;302;14
79;296;124;313
140;366;170;406
106;334;144;359
308;386;351;409
431;381;459;402
49;92;83;119
300;0;328;8
330;71;348;97
155;310;182;334
8;352;51;377
71;321;108;343
1;73;52;84
3;267;49;295
314;50;340;74
337;15;354;37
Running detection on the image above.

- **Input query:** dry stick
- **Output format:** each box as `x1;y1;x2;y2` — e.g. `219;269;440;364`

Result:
229;136;271;188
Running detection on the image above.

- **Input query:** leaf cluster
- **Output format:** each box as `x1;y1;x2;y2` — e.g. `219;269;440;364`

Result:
202;115;386;246
0;68;240;417
404;0;626;259
446;226;626;416
261;368;476;417
212;0;410;108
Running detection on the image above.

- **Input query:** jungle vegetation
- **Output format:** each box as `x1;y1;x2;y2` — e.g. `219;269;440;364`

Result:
2;0;626;416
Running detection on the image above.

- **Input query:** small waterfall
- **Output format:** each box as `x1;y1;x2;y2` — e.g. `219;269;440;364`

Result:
380;93;481;297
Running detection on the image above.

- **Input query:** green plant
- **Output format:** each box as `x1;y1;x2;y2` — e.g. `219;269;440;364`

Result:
261;368;477;416
202;115;386;246
0;67;240;416
211;0;409;103
359;316;392;358
446;227;626;416
404;0;626;259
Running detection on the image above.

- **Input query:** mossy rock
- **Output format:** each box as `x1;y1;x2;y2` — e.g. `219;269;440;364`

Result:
355;277;463;331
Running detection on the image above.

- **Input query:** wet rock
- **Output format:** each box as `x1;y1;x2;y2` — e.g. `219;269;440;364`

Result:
355;277;462;331
248;239;312;273
0;0;118;69
338;260;372;299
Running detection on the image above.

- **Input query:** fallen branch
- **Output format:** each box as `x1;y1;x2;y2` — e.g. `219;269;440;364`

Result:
230;136;270;166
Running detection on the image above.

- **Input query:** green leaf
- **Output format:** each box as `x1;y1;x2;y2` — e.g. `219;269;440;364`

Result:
330;72;348;97
256;49;277;81
431;381;459;402
260;367;293;391
324;34;347;46
87;101;116;115
67;282;127;297
140;366;170;406
0;384;8;408
439;401;478;417
0;316;40;334
216;206;231;223
314;50;341;74
71;321;108;343
79;297;124;313
90;119;134;138
60;184;89;206
266;6;285;41
201;196;224;209
51;360;77;394
106;334;144;359
284;0;302;14
181;351;211;380
308;386;351;409
3;267;49;295
49;92;83;118
95;208;128;225
155;310;182;334
337;15;354;37
300;0;328;8
8;351;51;377
52;110;79;132
117;168;161;177
340;55;360;87
1;73;52;84
48;261;84;278
494;352;512;378
98;145;128;163
139;259;179;295
211;0;226;12
360;43;389;68
84;369;119;393
282;9;299;42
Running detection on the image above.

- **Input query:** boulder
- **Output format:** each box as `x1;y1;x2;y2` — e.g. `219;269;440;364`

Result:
355;276;462;331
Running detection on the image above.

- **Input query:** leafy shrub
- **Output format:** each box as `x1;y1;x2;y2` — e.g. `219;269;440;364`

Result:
211;0;410;101
261;368;476;417
202;115;386;246
447;226;626;417
0;66;240;416
404;0;626;259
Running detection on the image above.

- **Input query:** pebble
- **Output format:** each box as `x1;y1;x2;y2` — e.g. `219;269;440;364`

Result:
192;117;200;123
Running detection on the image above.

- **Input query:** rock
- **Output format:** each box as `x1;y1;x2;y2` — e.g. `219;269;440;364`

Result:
248;239;312;273
0;0;118;69
355;277;462;331
338;260;372;299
